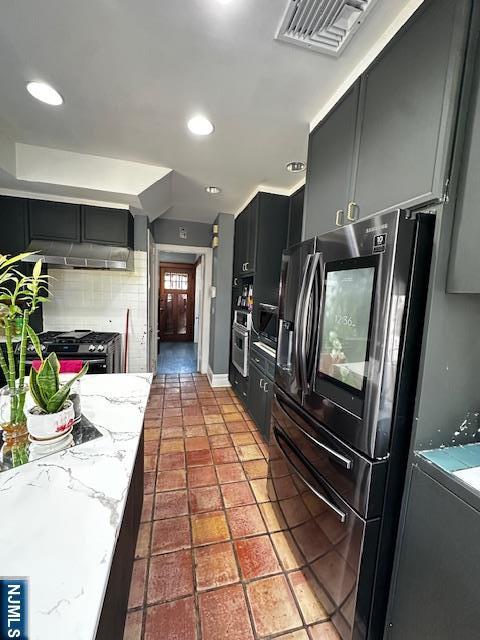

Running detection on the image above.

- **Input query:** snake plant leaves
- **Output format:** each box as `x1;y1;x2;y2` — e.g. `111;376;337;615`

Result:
29;353;89;414
45;363;89;413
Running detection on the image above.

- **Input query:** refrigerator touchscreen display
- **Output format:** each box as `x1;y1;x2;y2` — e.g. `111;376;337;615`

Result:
318;266;375;391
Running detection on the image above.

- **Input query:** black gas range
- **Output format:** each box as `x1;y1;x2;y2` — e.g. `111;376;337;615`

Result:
18;330;122;374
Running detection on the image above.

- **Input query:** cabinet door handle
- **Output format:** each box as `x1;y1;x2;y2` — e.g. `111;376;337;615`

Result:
335;210;344;226
347;202;358;222
259;378;265;389
263;382;269;393
234;277;238;286
245;262;249;270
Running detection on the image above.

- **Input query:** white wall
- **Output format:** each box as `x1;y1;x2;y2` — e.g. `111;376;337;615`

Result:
42;251;148;373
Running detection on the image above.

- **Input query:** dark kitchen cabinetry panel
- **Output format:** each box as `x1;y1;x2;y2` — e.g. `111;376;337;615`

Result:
0;195;29;255
288;185;304;246
387;465;480;640
233;213;247;281
0;196;43;332
247;344;275;441
244;198;258;275
353;0;470;219
82;206;134;248
229;364;248;404
448;21;480;293
253;193;289;328
248;364;269;439
304;81;360;239
28;199;81;242
234;198;258;278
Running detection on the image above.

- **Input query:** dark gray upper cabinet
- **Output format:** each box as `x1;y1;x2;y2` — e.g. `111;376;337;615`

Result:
233;193;288;281
244;198;258;275
28;199;81;242
447;22;480;293
288;186;304;247
0;196;28;255
304;81;360;239
82;206;133;248
353;0;471;219
233;210;248;279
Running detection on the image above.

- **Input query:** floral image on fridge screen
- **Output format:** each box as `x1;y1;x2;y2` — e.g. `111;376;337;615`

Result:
318;266;376;391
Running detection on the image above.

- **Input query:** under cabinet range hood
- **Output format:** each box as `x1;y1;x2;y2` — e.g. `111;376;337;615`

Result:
22;240;134;271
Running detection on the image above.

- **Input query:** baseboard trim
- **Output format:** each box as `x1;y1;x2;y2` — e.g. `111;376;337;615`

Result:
207;367;231;388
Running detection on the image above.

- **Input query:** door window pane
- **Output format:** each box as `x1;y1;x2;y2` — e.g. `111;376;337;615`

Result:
165;293;174;334
164;272;188;290
178;294;187;334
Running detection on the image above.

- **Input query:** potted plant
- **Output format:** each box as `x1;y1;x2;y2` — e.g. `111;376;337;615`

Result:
26;352;88;440
0;254;49;455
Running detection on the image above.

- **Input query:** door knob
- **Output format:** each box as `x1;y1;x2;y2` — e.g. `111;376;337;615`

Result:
335;210;344;226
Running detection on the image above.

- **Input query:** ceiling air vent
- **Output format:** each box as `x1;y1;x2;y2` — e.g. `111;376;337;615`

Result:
276;0;379;57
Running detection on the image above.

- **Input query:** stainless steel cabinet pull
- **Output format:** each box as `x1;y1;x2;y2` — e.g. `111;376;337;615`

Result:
245;262;249;270
347;201;358;222
259;378;265;389
263;382;268;393
234;277;238;286
274;428;346;524
335;209;344;226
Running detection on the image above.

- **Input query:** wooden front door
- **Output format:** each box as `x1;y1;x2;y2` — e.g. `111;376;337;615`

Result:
159;263;196;342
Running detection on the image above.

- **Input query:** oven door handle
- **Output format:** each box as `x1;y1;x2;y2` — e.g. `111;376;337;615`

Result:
294;253;312;392
81;360;107;365
299;252;322;395
275;393;352;470
273;426;347;524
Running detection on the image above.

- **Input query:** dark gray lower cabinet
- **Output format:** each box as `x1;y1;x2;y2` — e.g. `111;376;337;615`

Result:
387;465;480;639
96;432;143;640
247;361;273;441
229;364;248;404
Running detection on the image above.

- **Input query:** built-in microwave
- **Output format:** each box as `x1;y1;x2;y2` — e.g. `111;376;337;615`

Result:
258;303;278;349
234;309;252;331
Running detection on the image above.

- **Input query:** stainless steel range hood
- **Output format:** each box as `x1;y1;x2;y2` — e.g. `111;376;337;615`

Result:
22;240;134;271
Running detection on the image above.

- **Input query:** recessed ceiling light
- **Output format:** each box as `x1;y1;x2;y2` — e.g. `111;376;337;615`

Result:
188;115;214;136
26;81;63;106
286;161;306;173
205;186;221;194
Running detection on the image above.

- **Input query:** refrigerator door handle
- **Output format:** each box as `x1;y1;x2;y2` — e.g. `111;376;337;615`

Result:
275;394;353;470
293;253;313;391
299;252;321;395
273;427;347;524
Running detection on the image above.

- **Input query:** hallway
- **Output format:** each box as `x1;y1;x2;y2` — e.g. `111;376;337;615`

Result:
157;342;198;374
124;373;340;640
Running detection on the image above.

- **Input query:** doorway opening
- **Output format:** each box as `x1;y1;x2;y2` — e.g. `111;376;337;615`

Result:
157;253;202;374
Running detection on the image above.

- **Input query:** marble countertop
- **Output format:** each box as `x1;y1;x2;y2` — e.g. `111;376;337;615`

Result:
0;373;153;640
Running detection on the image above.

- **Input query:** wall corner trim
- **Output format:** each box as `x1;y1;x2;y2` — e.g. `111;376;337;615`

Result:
207;367;231;388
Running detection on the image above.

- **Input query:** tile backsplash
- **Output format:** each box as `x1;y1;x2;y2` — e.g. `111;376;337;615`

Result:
43;251;148;373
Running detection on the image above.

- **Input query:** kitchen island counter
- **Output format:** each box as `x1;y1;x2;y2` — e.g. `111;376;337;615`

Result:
0;373;152;640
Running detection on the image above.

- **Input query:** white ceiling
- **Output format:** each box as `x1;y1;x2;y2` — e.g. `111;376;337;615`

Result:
0;0;423;223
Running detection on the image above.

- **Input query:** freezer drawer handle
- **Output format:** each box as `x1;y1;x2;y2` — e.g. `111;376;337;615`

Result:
275;395;352;470
274;427;346;524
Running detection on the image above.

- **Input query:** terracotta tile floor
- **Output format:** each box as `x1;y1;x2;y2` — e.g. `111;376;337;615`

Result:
124;373;340;640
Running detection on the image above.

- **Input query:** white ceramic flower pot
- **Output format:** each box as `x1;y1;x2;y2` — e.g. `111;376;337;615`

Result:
25;400;75;441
